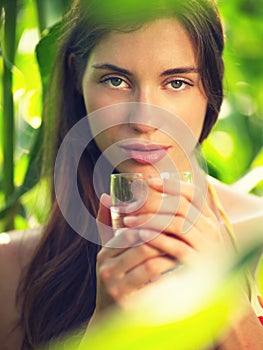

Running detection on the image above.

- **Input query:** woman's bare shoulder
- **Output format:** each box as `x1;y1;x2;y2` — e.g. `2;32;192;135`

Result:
0;227;42;265
208;175;263;244
207;175;263;213
0;227;42;349
0;227;43;303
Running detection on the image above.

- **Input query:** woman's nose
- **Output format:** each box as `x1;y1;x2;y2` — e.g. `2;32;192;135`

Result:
128;89;163;133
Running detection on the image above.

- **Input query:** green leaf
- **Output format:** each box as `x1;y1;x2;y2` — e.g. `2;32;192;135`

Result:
35;21;62;93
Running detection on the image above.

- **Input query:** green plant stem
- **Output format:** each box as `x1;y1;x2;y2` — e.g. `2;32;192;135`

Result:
35;0;47;33
1;0;17;230
3;63;14;198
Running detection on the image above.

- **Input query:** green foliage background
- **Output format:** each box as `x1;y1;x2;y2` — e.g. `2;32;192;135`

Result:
203;0;263;186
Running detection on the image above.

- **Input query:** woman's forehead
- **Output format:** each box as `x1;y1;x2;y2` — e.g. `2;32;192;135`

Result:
88;18;197;68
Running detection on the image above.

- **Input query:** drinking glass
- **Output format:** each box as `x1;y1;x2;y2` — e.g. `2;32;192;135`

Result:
110;172;192;229
110;173;147;229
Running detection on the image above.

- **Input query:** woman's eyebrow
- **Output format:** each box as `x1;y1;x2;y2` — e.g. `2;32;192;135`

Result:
91;63;199;77
92;63;132;76
160;67;199;76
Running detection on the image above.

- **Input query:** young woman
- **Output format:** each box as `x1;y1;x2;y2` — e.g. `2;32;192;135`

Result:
0;0;262;349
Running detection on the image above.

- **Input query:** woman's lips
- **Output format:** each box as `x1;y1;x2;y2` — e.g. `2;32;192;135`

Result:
120;143;170;164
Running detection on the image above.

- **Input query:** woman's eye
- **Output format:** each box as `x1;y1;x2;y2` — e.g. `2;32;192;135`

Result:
108;78;123;87
100;77;129;89
167;79;193;91
171;80;184;89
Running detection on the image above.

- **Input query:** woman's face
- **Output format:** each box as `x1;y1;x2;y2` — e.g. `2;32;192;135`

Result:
81;18;208;173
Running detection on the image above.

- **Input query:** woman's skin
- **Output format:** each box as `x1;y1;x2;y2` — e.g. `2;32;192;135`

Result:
0;17;263;350
0;229;41;350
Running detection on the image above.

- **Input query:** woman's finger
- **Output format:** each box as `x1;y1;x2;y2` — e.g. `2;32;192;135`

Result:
125;183;212;224
102;255;179;299
123;211;222;250
99;243;165;284
122;211;197;237
138;230;205;264
148;176;203;200
96;193;114;245
97;228;141;263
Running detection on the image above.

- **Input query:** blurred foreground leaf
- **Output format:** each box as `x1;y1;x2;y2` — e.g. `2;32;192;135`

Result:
46;243;263;350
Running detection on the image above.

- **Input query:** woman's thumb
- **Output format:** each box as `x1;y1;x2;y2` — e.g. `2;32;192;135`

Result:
96;193;114;244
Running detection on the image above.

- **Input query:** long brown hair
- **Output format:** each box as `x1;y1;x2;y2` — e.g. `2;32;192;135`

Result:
18;0;225;348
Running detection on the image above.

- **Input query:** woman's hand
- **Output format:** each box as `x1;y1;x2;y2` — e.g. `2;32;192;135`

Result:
124;177;226;263
96;177;226;306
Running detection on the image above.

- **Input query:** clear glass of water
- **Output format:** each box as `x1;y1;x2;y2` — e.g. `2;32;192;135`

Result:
110;173;147;229
110;172;192;230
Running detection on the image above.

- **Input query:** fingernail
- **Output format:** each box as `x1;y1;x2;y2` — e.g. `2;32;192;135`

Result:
125;202;139;212
123;216;137;226
100;193;112;207
139;230;159;241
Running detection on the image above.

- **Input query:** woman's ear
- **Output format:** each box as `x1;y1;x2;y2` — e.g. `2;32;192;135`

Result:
68;53;83;94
